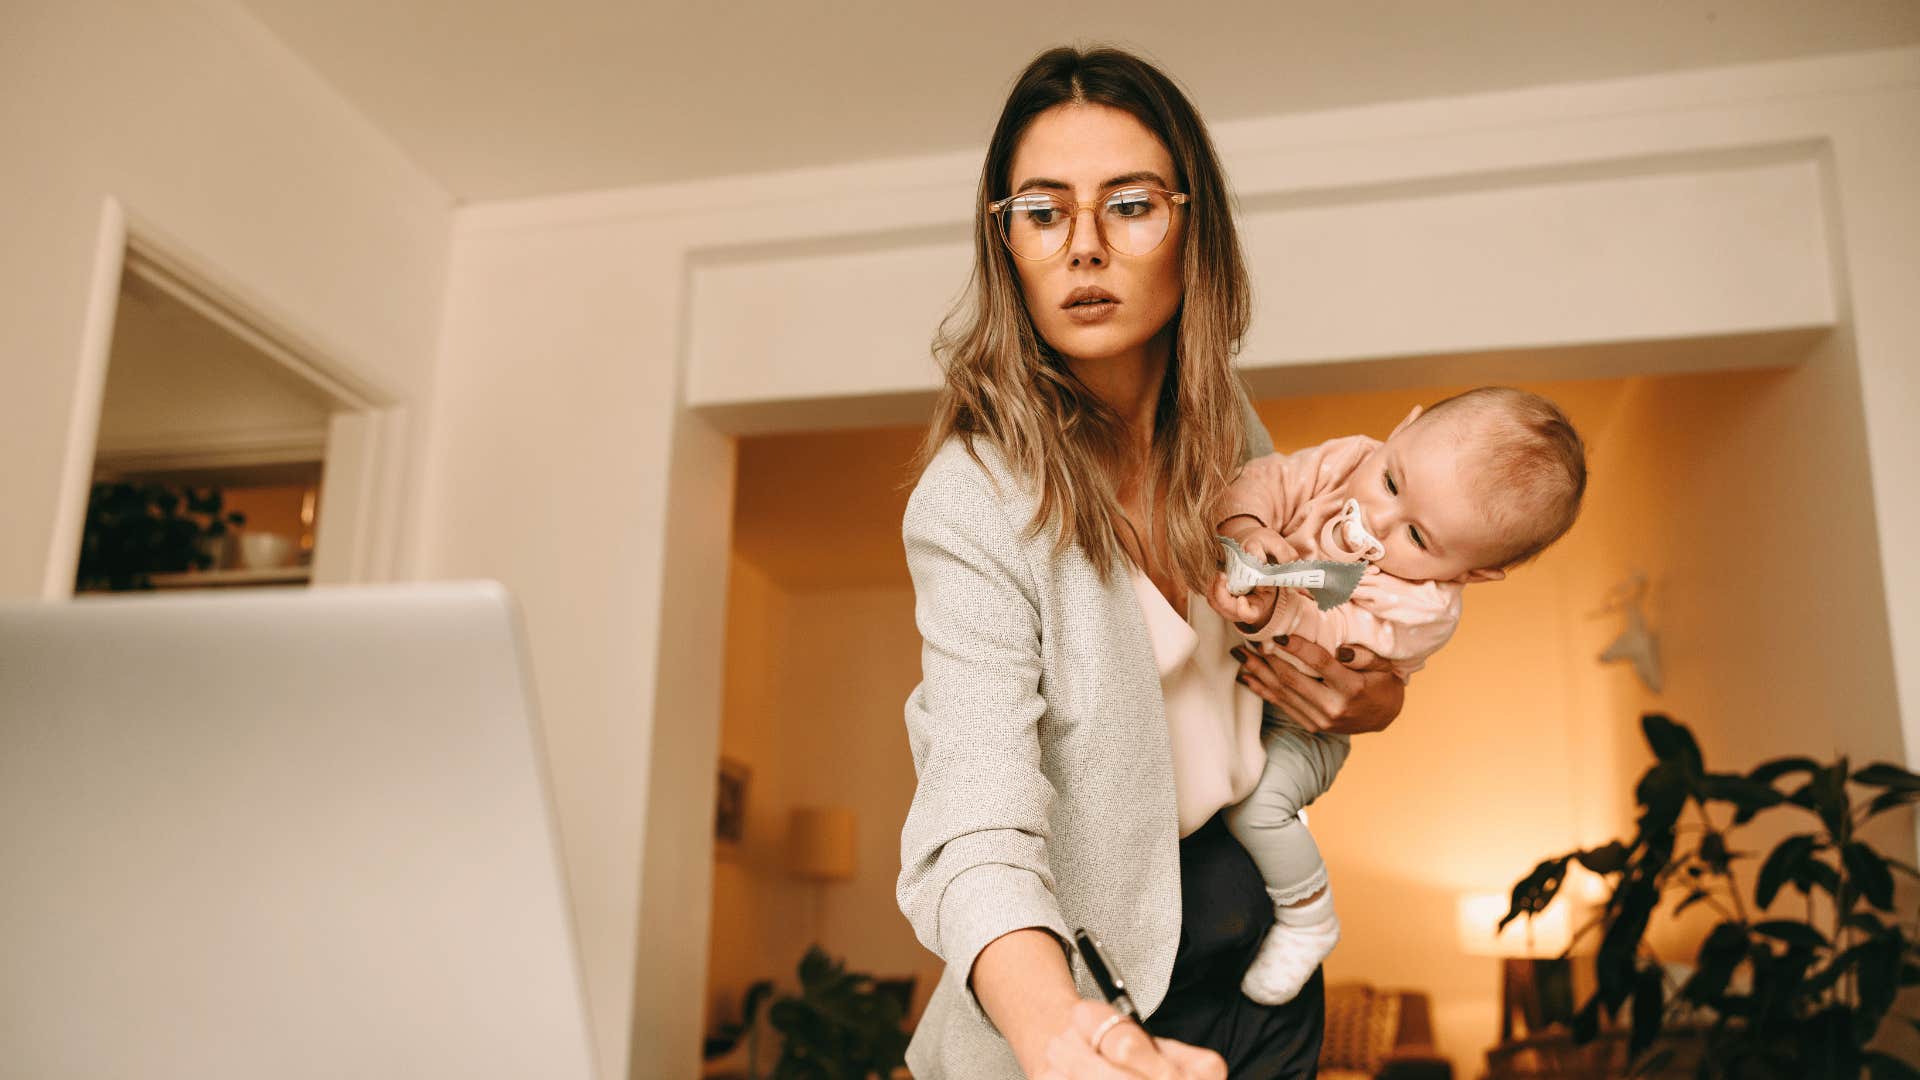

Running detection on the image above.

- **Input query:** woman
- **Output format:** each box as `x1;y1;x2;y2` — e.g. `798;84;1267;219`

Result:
896;47;1406;1079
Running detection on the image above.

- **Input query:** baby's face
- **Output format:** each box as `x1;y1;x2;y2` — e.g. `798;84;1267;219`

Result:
1344;407;1510;584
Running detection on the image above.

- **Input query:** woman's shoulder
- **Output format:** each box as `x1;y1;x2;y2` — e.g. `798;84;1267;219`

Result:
909;434;1025;515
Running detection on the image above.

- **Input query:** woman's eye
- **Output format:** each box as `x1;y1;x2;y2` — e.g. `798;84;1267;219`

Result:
1383;471;1398;496
1010;196;1063;226
1106;191;1151;218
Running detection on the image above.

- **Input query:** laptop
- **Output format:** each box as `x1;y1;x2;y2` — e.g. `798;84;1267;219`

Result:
0;581;598;1080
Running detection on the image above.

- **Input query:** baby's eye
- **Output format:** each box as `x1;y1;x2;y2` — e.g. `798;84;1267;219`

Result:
1383;470;1398;496
1409;525;1427;551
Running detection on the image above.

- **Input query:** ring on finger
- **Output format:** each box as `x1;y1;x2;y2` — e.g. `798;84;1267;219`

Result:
1090;1013;1127;1056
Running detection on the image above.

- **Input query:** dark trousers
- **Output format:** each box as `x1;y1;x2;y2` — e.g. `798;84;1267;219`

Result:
1144;812;1324;1079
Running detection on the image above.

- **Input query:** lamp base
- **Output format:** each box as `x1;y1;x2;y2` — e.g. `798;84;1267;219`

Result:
1501;957;1576;1043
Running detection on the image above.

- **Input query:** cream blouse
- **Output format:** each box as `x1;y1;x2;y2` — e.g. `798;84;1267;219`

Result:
1124;560;1270;837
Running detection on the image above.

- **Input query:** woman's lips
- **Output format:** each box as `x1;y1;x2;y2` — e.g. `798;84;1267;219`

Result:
1063;298;1120;324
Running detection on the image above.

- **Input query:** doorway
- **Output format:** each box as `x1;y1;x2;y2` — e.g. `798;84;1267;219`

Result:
48;205;409;597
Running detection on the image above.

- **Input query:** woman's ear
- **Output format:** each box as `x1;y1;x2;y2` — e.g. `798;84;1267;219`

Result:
1388;405;1424;440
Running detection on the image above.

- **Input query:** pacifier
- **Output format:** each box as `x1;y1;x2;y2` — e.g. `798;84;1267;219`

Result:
1333;498;1386;562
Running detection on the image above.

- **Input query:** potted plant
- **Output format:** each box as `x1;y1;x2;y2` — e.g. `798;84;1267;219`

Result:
704;947;909;1080
1503;713;1920;1079
76;481;246;591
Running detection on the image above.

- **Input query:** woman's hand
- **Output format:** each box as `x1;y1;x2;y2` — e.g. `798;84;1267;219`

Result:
1231;637;1405;735
1035;1001;1226;1080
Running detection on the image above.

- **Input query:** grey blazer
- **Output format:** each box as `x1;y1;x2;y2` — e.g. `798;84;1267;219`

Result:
896;393;1273;1078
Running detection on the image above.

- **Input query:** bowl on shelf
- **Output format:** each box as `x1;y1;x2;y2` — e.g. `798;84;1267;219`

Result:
237;531;295;570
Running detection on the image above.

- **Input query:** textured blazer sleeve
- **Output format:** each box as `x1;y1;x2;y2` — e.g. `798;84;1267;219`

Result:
1240;383;1274;461
896;444;1072;1024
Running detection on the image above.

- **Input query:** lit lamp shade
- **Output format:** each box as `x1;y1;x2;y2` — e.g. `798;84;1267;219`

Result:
1456;892;1572;958
787;806;857;881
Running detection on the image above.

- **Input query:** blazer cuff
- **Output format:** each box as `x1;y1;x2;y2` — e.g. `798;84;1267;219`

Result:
941;862;1073;1028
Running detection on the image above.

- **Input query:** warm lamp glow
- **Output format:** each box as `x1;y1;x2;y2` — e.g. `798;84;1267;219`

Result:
1456;892;1571;958
786;806;857;881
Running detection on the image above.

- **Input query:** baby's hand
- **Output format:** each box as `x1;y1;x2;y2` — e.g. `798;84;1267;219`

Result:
1207;571;1278;631
1235;526;1299;568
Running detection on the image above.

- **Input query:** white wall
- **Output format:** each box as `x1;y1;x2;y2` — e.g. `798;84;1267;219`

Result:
435;48;1919;1079
0;0;451;600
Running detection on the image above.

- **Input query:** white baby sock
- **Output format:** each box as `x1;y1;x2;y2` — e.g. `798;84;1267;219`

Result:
1240;885;1341;1005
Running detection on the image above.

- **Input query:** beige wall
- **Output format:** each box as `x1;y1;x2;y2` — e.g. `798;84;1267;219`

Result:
707;366;1910;1075
704;428;936;1031
1;1;450;601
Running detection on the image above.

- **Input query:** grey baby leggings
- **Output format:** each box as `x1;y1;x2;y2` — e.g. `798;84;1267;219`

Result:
1223;719;1352;905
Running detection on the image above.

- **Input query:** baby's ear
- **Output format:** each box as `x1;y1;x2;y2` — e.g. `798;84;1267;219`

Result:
1389;405;1424;440
1456;567;1507;584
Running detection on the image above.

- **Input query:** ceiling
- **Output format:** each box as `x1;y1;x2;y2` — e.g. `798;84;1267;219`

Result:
235;1;1920;203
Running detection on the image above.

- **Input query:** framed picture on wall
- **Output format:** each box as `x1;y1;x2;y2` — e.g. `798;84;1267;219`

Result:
714;757;750;860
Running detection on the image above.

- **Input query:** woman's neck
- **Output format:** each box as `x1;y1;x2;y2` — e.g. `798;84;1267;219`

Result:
1065;322;1173;460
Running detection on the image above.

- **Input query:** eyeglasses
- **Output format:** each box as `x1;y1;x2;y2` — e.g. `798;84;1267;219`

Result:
987;185;1189;261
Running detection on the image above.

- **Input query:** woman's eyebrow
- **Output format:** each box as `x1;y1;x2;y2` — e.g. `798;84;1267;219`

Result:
1013;170;1169;194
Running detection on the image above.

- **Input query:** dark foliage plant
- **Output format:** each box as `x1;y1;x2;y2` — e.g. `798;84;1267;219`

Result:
1505;714;1920;1079
76;482;244;591
707;947;909;1080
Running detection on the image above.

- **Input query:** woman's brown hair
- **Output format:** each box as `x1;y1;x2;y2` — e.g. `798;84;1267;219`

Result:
910;45;1253;593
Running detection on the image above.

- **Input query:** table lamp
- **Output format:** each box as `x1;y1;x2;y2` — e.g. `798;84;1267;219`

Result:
1457;892;1577;1043
787;806;857;945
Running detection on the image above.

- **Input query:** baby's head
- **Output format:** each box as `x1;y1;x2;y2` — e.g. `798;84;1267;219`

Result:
1346;387;1586;584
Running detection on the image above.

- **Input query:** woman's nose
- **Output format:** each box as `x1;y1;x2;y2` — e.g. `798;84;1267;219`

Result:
1067;206;1106;266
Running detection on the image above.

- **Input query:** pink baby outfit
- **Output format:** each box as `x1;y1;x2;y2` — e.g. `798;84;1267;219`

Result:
1216;435;1464;680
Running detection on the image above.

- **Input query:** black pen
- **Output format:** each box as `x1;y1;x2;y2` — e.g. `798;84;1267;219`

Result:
1072;927;1141;1026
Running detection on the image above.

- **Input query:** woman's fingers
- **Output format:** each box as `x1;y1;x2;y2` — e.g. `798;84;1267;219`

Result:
1153;1037;1229;1080
1062;1001;1174;1079
1336;642;1395;674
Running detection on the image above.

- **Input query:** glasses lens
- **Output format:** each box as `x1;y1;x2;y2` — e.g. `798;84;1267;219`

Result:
999;193;1071;259
1101;188;1172;256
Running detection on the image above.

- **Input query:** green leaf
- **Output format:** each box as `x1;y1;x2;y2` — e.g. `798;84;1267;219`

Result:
1571;994;1603;1043
1702;771;1787;824
1750;920;1828;951
1501;856;1569;931
1865;787;1920;818
1852;762;1920;791
1574;841;1629;876
1682;922;1750;1006
1629;964;1665;1060
1843;842;1896;911
1854;937;1902;1028
1641;714;1704;779
1749;757;1821;785
1755;834;1818;909
1636;762;1689;840
1844;911;1891;939
1795;856;1842;900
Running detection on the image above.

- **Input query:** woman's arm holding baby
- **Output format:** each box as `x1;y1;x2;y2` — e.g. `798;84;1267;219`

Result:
1232;577;1462;732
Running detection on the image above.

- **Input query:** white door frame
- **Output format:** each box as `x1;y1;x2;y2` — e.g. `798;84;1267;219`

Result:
42;196;411;598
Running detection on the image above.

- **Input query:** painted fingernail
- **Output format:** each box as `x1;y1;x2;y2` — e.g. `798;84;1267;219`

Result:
1229;646;1248;662
1337;646;1355;663
1276;634;1290;647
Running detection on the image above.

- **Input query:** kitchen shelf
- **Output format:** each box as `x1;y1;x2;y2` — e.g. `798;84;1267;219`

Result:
145;566;311;589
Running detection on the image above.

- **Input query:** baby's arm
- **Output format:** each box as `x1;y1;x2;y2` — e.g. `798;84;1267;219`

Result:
1252;572;1464;680
1210;437;1380;631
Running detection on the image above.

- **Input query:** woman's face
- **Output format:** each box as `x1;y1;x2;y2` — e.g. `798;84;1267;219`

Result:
1003;103;1185;367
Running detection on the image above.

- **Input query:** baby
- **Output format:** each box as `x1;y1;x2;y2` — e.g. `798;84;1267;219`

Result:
1206;387;1586;1005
